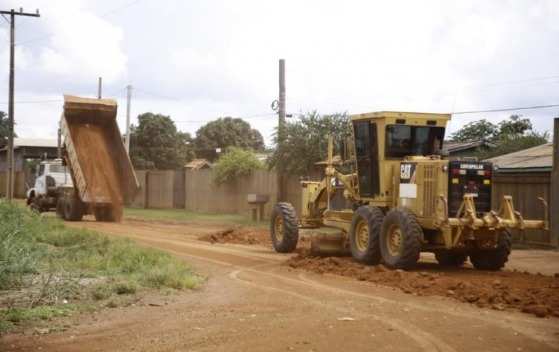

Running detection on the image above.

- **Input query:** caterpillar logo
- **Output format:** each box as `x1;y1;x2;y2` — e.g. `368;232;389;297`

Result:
459;163;484;170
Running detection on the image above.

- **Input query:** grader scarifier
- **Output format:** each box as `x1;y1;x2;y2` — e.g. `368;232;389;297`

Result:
270;112;549;270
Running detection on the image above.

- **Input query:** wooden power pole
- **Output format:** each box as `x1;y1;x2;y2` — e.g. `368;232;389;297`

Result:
277;59;286;202
0;8;40;201
551;117;559;248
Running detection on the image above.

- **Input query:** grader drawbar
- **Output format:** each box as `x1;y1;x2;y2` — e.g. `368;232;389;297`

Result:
270;112;548;270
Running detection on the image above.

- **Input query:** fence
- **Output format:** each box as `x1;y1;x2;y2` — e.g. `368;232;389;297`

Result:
492;171;553;247
0;171;26;198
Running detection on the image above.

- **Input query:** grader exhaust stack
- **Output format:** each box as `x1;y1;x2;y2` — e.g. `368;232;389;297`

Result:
270;111;548;270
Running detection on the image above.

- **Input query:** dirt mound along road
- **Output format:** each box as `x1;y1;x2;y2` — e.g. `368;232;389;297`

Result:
286;251;559;318
198;227;271;246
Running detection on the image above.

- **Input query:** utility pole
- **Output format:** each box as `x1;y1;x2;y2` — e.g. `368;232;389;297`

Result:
97;77;102;99
551;117;559;248
124;85;133;154
0;8;40;201
277;59;286;202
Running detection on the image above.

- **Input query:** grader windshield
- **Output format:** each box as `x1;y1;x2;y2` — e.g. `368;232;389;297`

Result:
385;125;445;158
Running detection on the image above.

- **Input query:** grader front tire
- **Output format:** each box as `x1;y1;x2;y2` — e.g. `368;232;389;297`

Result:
380;208;422;270
270;202;299;253
349;206;383;265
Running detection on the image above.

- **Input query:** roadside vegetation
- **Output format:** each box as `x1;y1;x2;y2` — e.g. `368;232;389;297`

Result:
124;207;265;227
0;201;201;334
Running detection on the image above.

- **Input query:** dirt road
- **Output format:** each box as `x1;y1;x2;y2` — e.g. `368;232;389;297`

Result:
3;218;559;352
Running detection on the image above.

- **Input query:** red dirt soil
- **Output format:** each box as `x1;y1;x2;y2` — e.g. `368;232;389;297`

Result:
198;227;271;245
286;250;559;318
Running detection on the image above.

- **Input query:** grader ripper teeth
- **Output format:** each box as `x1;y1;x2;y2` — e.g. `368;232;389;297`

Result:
270;111;548;271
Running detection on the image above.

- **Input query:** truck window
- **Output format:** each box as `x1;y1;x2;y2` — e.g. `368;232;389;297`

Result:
38;164;45;176
49;165;67;173
385;125;445;158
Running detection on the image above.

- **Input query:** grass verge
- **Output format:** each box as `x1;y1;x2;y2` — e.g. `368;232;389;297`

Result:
124;207;266;227
0;201;201;334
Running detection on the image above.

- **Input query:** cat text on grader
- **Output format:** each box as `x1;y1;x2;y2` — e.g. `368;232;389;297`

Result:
270;111;548;270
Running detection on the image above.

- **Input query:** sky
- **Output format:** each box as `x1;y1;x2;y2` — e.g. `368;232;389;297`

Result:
0;0;558;145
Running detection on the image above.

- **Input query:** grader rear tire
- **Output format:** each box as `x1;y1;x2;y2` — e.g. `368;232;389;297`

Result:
470;230;511;271
435;251;468;267
380;208;422;270
349;206;383;265
270;202;299;253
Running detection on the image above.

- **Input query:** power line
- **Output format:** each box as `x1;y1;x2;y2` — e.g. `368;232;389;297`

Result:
452;103;559;115
0;99;60;105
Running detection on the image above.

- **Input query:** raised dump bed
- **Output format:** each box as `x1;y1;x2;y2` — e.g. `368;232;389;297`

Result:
58;95;139;221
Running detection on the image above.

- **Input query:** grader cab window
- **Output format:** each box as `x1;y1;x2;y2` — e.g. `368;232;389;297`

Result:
353;121;380;197
385;125;445;158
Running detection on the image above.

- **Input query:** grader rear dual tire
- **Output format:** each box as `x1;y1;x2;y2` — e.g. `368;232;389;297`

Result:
349;206;383;265
469;230;511;271
435;251;468;267
270;202;299;253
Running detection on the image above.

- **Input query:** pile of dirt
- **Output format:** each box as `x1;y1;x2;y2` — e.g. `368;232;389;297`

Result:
199;227;271;246
286;250;559;318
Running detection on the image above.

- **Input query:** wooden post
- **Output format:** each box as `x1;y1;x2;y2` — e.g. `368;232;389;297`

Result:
551;117;559;248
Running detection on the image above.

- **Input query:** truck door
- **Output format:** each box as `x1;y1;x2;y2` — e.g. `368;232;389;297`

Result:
353;121;380;197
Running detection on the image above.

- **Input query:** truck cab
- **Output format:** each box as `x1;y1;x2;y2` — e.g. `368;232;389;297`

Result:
26;159;73;212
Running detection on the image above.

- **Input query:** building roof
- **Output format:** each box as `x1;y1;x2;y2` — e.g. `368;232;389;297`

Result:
13;138;58;148
486;143;553;173
443;140;496;154
185;158;211;170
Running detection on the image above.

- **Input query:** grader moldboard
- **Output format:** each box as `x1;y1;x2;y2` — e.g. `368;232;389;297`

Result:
270;112;549;270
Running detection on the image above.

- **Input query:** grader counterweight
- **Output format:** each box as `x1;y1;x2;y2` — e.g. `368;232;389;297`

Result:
270;111;548;270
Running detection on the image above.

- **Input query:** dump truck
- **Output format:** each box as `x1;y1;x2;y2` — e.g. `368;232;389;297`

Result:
270;112;549;270
50;95;138;222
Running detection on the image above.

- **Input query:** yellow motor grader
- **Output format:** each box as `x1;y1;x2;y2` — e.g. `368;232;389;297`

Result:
270;111;549;270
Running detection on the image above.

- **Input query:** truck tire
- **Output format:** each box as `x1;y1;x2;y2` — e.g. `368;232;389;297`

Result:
270;202;299;253
349;206;383;264
434;250;467;267
380;208;422;270
469;230;511;271
94;205;122;222
56;198;65;219
63;195;84;221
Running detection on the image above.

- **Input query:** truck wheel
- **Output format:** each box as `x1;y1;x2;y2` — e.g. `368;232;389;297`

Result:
56;198;65;219
63;195;84;221
470;230;511;271
434;251;467;267
270;202;299;253
349;206;383;264
94;206;122;222
380;208;422;270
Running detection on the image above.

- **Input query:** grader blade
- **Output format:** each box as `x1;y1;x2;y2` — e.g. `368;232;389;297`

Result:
305;227;350;256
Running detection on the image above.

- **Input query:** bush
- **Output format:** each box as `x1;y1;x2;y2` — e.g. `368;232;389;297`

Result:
212;147;263;185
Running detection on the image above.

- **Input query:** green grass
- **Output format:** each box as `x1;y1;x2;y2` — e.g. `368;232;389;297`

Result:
0;201;201;334
124;207;266;227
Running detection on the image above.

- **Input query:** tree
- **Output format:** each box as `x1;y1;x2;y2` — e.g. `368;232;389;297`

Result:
449;119;498;142
0;111;13;148
497;114;532;138
129;113;194;169
194;117;264;161
212;147;264;185
268;111;351;175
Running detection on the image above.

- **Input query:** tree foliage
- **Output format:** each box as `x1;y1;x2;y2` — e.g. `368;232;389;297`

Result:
130;113;194;169
0;111;13;148
268;111;351;175
450;115;549;159
193;117;264;161
212;147;263;185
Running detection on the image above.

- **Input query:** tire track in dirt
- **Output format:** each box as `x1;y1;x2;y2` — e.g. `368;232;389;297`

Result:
228;269;456;352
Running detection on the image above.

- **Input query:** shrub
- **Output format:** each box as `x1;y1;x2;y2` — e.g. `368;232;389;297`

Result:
212;147;263;185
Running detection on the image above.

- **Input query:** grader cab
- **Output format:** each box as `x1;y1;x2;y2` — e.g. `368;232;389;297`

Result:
270;112;549;270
